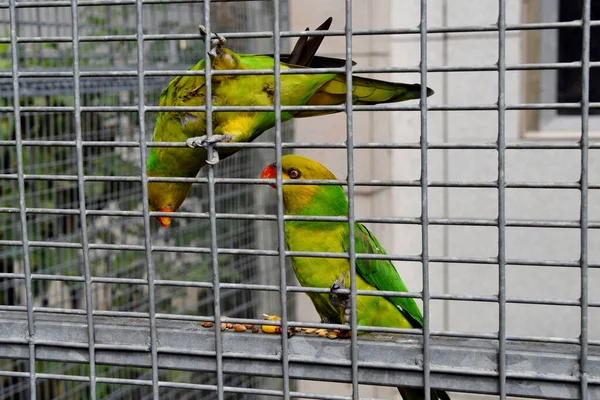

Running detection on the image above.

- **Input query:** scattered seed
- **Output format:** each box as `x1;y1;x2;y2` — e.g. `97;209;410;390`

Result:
220;323;227;331
305;328;318;334
234;324;246;332
244;324;254;329
327;332;338;340
261;325;278;334
262;314;281;321
252;327;259;333
226;323;233;329
200;322;214;328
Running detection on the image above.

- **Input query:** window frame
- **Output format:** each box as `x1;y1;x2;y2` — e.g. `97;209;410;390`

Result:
521;0;600;140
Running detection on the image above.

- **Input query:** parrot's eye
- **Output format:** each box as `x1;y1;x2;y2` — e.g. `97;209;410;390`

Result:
288;168;301;179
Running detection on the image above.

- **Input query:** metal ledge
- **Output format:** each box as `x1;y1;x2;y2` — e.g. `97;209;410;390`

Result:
0;311;598;399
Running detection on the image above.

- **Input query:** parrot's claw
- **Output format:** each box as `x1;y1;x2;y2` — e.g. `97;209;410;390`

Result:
185;134;233;165
198;25;226;58
329;279;352;327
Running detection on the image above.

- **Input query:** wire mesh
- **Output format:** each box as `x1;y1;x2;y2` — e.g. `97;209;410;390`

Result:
1;0;290;399
0;0;599;399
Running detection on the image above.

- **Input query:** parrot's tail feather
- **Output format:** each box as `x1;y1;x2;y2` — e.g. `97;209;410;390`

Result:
294;75;434;118
288;17;333;66
398;387;451;400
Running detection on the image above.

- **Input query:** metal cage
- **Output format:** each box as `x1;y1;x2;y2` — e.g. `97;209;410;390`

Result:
0;0;597;399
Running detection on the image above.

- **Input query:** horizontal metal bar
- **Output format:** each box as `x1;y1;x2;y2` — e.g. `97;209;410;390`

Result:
0;272;589;308
0;139;596;151
0;62;595;81
0;311;597;399
0;0;268;7
0;172;594;191
0;239;593;269
0;61;595;86
0;18;597;39
2;102;600;113
1;206;596;229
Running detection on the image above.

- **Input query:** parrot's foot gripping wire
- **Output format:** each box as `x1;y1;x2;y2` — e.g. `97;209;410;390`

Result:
186;134;232;165
329;279;352;338
198;25;226;58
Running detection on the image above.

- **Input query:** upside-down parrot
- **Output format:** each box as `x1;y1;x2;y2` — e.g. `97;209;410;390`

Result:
147;17;434;227
259;155;450;400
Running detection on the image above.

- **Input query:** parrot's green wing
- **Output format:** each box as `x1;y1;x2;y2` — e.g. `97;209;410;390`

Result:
344;223;424;327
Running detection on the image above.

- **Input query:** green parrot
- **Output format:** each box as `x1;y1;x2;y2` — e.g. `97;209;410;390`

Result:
147;18;434;227
260;155;450;400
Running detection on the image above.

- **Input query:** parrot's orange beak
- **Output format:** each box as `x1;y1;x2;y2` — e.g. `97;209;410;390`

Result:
260;164;277;188
157;207;173;227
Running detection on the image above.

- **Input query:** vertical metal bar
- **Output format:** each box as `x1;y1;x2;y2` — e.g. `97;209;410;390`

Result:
133;0;160;397
343;0;358;398
8;1;37;398
202;3;225;399
69;2;97;398
271;0;290;398
497;0;507;399
579;0;590;398
419;0;431;399
440;0;450;333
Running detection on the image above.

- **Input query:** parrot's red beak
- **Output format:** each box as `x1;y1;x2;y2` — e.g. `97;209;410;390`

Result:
157;207;173;227
260;164;277;188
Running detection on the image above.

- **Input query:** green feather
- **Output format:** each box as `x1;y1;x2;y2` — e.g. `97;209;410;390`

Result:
347;223;424;327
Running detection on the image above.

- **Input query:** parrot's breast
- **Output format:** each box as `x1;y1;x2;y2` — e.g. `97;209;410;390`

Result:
285;221;417;330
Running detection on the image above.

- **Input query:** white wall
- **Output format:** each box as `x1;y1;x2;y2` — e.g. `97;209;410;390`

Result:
289;0;598;398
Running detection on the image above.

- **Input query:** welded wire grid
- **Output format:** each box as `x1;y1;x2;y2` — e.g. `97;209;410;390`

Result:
0;0;598;399
1;0;288;398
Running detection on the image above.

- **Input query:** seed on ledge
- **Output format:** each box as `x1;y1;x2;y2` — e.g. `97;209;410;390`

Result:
326;332;338;339
234;324;247;332
200;322;214;328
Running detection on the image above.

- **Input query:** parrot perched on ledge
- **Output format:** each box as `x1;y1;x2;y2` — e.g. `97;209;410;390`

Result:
260;155;450;400
147;17;434;227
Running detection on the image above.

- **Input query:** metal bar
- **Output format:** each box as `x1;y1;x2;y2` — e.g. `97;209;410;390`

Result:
343;0;359;397
1;60;599;78
5;102;600;113
1;16;599;35
1;237;598;269
5;172;600;191
5;139;600;151
497;0;507;399
420;0;431;399
133;0;160;397
580;0;591;398
8;0;38;398
4;206;600;230
0;311;598;399
201;3;225;399
441;0;451;334
271;0;290;398
69;1;97;398
0;269;595;308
